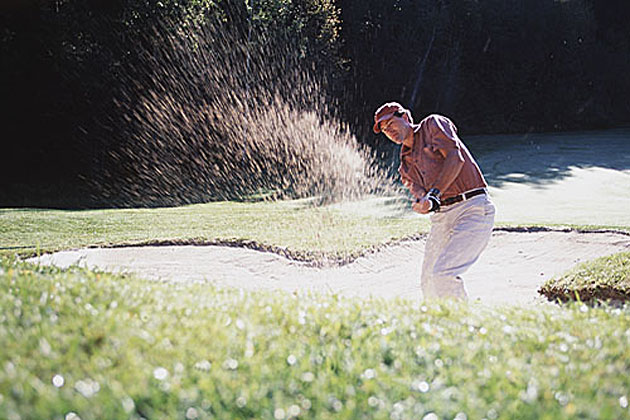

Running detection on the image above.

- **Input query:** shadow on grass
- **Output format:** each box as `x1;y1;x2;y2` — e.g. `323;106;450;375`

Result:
539;288;630;307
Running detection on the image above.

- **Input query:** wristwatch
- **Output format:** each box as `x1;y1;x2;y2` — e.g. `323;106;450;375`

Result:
426;188;441;212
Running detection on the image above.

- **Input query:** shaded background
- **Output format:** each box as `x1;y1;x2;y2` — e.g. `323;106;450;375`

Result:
1;0;629;207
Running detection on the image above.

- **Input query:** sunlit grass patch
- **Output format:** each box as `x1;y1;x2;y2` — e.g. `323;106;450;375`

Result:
0;199;429;260
2;259;630;419
539;251;630;303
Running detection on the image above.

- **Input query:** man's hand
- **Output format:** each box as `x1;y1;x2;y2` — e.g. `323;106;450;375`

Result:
402;178;427;199
412;188;441;214
412;197;432;214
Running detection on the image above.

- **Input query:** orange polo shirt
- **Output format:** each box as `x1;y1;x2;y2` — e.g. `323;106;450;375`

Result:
399;114;487;200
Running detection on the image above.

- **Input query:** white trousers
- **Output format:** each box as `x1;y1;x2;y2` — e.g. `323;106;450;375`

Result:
421;193;496;300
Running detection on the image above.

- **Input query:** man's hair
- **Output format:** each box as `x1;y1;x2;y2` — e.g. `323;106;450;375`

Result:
373;102;414;133
393;109;413;124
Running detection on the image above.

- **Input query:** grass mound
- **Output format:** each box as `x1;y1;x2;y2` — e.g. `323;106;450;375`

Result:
2;259;630;419
539;251;630;303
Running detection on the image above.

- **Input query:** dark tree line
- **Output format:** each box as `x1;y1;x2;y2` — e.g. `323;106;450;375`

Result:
339;0;630;145
1;0;629;207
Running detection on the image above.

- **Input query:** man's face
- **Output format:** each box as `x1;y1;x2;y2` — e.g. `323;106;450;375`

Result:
380;115;409;144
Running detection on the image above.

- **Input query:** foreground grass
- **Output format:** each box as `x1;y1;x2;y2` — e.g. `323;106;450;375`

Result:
540;252;630;303
2;259;630;420
0;199;429;260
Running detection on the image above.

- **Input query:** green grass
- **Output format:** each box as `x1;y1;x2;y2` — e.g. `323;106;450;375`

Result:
3;198;626;261
0;199;429;260
2;259;630;420
2;198;630;300
4;132;630;418
2;199;630;418
540;252;630;303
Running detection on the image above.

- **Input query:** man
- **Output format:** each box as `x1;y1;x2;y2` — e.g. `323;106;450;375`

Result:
373;102;495;300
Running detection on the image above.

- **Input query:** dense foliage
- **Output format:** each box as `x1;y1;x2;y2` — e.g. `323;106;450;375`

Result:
340;0;626;144
1;0;629;206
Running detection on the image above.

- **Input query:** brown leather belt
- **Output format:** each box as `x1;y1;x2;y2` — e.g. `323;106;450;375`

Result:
442;188;486;206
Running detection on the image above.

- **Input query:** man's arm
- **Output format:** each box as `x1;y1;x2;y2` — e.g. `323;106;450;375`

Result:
428;115;465;193
412;116;465;214
431;148;464;193
401;173;427;199
413;151;464;214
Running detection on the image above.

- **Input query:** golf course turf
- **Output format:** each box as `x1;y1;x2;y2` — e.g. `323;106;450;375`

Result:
1;197;630;419
2;129;630;419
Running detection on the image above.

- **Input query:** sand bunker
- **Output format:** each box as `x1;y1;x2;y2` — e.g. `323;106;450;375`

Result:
32;230;630;306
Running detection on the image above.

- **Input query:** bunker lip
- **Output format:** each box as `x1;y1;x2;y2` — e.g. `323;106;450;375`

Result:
18;226;630;266
30;229;630;306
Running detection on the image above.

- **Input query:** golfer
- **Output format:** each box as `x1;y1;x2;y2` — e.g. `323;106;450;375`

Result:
373;102;495;300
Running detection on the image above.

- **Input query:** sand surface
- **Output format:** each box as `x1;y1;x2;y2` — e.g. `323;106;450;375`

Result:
32;230;630;306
